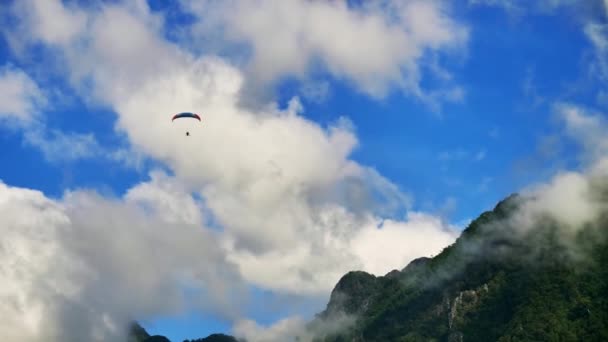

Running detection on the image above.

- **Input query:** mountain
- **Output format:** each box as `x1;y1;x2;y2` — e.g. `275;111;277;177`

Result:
305;194;608;341
129;193;608;341
129;322;152;342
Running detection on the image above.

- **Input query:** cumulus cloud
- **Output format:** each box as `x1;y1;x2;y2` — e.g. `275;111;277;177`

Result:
0;178;245;342
6;0;450;283
0;170;457;342
181;0;468;108
0;0;463;340
10;0;87;46
350;213;459;275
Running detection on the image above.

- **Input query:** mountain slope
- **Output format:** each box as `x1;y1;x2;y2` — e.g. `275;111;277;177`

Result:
307;194;608;341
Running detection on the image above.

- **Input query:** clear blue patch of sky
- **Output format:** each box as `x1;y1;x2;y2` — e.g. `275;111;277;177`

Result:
142;310;233;342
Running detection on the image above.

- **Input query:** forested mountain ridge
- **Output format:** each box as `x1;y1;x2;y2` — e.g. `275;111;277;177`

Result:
307;194;608;341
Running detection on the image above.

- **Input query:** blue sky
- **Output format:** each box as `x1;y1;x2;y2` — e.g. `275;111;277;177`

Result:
1;1;606;341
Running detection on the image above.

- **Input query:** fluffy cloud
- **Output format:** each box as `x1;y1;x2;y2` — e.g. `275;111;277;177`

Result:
0;1;462;340
182;0;468;107
517;171;601;230
506;103;608;246
5;0;450;283
350;213;459;275
0;171;457;341
0;179;244;342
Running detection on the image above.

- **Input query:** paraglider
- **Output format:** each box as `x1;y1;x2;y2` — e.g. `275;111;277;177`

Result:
172;112;201;136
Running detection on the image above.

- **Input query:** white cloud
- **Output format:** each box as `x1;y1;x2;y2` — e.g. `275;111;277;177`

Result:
0;65;45;123
508;103;608;243
5;0;452;273
0;179;245;342
233;312;356;342
584;21;608;88
182;0;469;107
555;103;608;162
1;1;463;339
586;23;608;52
0;173;456;341
2;0;455;293
0;2;154;166
350;213;459;276
233;317;308;342
223;206;457;296
125;169;204;225
13;0;86;46
0;64;107;164
517;171;600;230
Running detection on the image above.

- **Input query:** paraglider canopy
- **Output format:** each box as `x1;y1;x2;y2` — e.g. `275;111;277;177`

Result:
172;112;201;136
172;112;201;121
